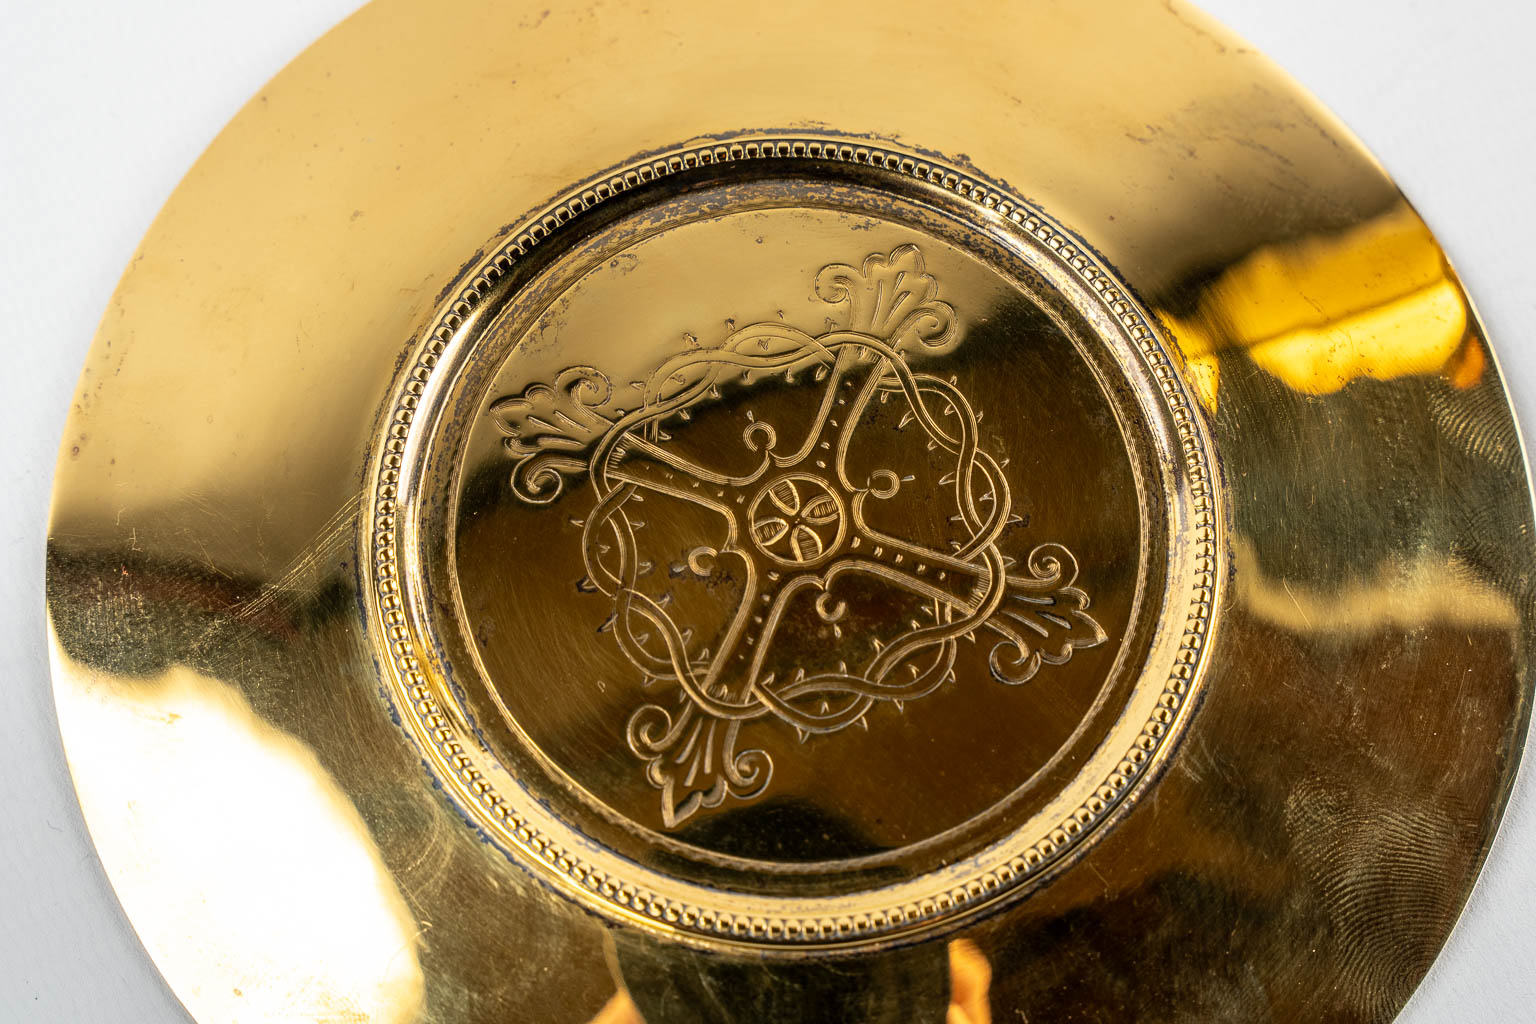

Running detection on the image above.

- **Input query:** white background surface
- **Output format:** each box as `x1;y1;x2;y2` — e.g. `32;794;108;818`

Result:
2;1;1532;1020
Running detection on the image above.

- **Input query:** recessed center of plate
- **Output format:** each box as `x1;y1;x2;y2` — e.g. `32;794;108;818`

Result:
455;213;1140;855
376;139;1216;947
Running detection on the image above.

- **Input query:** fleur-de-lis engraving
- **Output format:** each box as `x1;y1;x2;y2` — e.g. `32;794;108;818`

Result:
491;245;1107;827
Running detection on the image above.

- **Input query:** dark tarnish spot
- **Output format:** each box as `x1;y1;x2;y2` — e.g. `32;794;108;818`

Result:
435;247;488;305
607;252;641;276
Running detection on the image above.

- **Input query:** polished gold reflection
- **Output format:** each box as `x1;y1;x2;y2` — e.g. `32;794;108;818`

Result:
52;659;425;1023
587;940;993;1024
45;0;1536;1019
1235;539;1519;637
1165;203;1472;408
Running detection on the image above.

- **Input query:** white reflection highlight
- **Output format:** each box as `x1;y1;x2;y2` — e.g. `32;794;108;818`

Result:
54;661;425;1023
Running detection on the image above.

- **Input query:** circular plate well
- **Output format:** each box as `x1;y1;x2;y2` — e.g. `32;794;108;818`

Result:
378;139;1218;949
46;1;1533;1021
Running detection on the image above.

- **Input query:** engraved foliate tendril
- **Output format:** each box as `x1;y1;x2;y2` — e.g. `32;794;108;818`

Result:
627;701;771;828
491;365;615;503
985;544;1108;685
815;243;958;355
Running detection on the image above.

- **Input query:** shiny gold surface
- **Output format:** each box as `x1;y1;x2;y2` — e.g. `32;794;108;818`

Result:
45;0;1532;1021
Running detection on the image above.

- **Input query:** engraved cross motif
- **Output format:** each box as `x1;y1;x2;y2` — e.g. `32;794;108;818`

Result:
492;246;1107;827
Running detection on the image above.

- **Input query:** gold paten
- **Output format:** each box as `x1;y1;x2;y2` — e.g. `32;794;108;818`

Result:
45;1;1532;1022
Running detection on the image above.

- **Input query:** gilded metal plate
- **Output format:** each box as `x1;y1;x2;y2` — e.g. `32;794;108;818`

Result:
45;1;1533;1021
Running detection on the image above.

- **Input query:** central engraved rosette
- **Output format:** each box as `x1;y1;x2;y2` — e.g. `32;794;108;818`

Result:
491;246;1106;827
748;474;846;564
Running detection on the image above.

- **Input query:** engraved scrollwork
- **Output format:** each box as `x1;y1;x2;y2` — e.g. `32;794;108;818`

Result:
491;365;617;504
493;245;1108;827
814;244;958;354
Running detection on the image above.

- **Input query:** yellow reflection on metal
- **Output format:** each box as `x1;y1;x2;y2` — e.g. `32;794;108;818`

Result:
1167;203;1472;408
586;941;994;1024
1234;540;1519;638
52;657;426;1023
